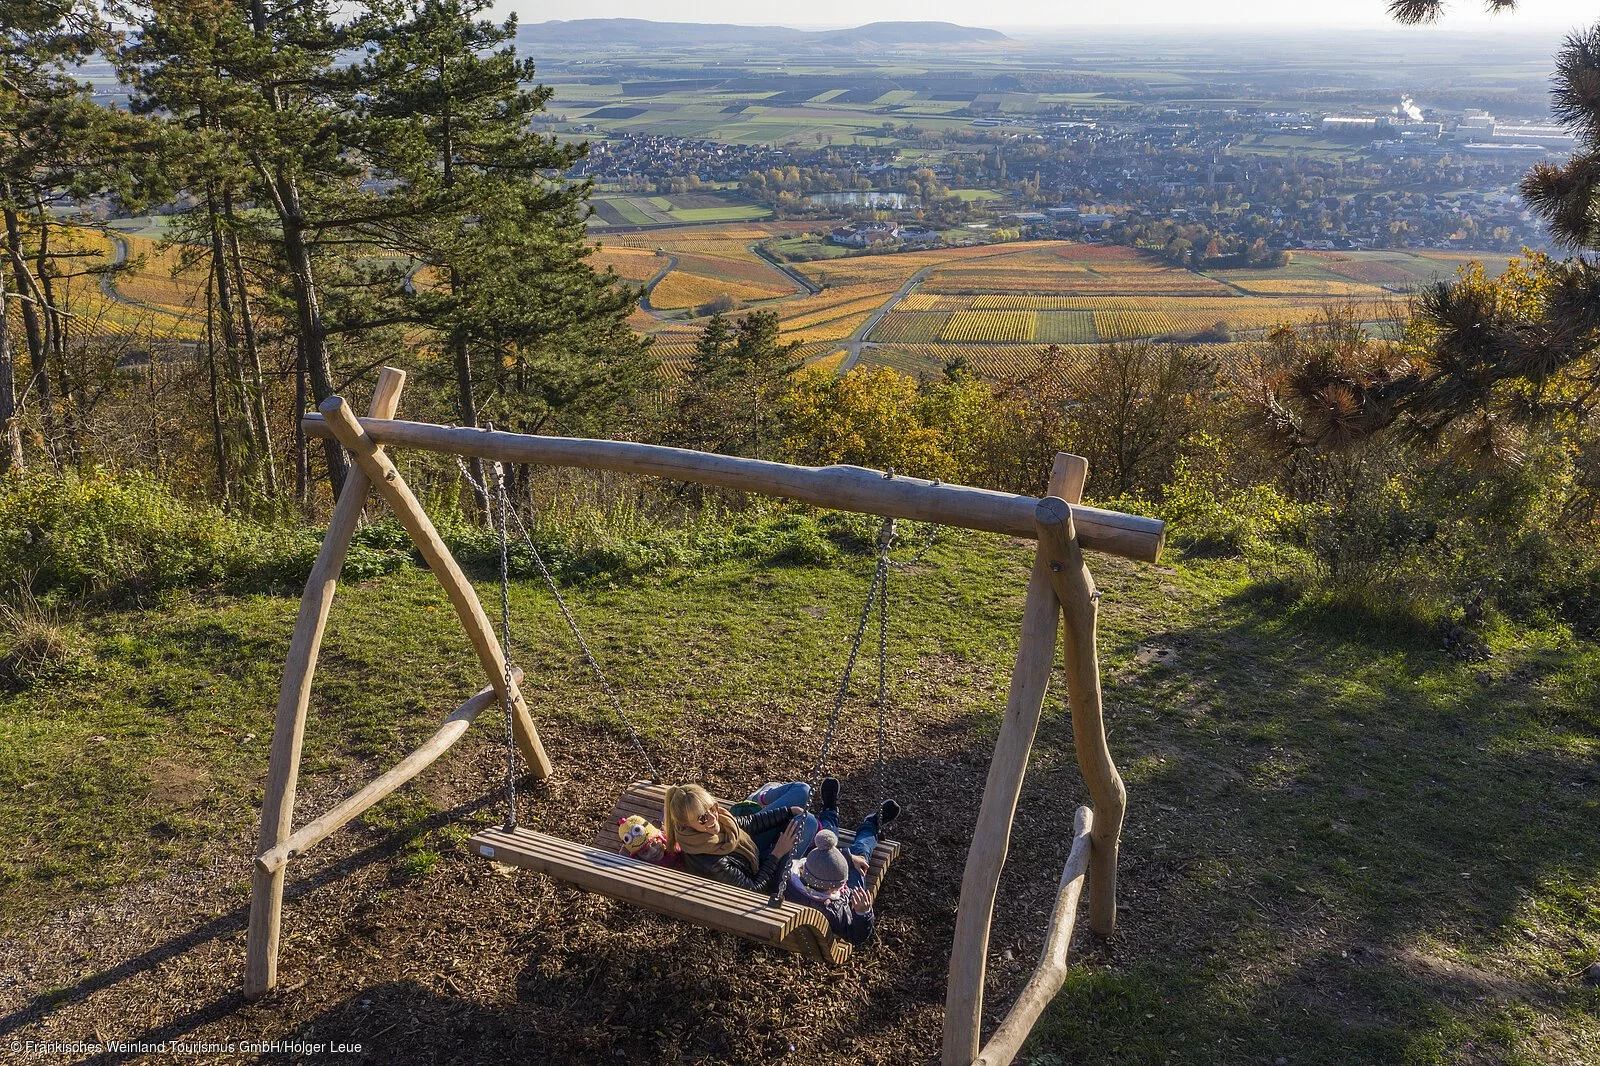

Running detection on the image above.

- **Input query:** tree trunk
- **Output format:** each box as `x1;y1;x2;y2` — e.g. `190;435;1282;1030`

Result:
294;341;308;503
207;186;262;501
0;254;21;475
452;333;489;516
224;191;278;498
33;217;80;468
277;173;347;499
250;0;346;501
4;200;54;463
206;274;230;502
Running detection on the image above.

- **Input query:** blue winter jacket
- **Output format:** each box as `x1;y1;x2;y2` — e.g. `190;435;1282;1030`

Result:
782;866;876;946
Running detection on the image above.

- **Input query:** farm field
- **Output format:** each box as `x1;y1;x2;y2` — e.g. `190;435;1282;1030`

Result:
587;190;774;228
864;340;1274;383
609;222;1513;385
67;217;1508;391
39;227;205;342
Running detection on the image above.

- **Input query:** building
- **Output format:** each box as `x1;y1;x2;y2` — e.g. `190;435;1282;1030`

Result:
829;221;899;248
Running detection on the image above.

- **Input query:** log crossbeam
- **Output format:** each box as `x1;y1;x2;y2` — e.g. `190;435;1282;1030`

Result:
255;675;518;876
301;414;1164;563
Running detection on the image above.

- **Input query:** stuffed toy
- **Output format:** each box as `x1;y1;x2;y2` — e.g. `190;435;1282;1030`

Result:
617;814;677;866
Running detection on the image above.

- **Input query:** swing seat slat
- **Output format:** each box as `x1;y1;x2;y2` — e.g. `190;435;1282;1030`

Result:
467;782;900;965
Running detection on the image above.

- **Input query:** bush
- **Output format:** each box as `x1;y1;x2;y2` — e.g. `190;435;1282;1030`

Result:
0;470;288;598
695;293;739;316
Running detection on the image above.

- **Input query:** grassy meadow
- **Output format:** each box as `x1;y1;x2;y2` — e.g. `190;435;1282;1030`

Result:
1;514;1597;1063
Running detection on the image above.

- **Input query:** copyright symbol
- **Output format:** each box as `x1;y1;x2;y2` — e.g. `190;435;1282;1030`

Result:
9;1042;20;1053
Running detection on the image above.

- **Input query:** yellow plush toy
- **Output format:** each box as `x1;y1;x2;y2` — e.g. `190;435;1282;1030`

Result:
617;814;677;866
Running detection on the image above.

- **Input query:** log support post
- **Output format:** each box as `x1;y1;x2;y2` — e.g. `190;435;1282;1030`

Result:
318;395;551;779
1037;495;1125;938
245;368;407;1001
942;456;1076;1065
943;453;1127;1066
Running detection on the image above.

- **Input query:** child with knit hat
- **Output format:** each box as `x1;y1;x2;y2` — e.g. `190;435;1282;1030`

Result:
781;776;899;947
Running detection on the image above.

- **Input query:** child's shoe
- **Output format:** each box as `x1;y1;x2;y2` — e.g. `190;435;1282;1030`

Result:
819;776;840;810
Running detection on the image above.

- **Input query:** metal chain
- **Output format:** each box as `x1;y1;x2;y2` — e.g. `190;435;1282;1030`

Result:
876;538;890;810
491;455;519;831
771;515;896;905
809;518;895;786
456;457;661;784
891;520;939;570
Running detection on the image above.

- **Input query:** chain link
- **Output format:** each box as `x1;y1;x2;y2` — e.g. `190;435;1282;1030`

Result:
809;517;894;786
457;457;661;784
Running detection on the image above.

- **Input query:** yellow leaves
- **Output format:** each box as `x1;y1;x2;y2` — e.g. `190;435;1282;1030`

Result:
775;365;954;480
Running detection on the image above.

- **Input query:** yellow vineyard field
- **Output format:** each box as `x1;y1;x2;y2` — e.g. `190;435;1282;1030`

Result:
650;271;788;310
1092;311;1179;341
589;246;664;283
940;311;1036;343
1229;278;1388;297
778;291;897;330
774;282;898;322
870;312;951;343
782;310;874;344
971;294;1109;310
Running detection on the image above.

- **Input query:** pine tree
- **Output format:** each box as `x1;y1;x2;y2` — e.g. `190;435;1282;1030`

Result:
671;310;803;458
354;0;649;500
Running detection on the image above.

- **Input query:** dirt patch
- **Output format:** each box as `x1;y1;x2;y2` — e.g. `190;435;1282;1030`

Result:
0;705;1089;1065
1391;945;1544;1007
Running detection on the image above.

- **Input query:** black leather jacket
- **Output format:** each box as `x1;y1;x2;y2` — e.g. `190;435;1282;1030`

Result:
681;807;796;892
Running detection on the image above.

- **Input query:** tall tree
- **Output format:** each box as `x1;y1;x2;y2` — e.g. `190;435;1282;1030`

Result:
670;310;803;458
353;0;648;500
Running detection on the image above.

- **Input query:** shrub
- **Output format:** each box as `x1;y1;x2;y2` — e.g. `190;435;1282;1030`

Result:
0;470;274;597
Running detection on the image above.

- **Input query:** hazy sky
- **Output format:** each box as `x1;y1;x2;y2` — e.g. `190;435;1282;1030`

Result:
496;0;1599;31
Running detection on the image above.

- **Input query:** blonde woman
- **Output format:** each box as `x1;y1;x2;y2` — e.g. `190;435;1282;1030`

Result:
662;784;802;893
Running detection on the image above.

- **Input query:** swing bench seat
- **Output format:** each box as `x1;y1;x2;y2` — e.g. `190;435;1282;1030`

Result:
467;782;900;965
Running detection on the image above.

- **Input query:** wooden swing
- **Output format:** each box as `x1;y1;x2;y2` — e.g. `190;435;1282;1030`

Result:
473;782;901;965
243;367;1165;1066
455;459;906;965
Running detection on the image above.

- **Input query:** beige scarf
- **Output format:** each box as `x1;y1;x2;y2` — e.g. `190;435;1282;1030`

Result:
674;805;760;872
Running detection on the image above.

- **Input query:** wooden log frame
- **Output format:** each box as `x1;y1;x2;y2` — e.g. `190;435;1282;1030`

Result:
255;674;519;876
244;368;408;1002
248;372;1151;1066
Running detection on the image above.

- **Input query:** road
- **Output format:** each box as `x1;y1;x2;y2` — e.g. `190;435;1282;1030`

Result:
97;232;201;327
835;263;937;373
751;241;820;296
636;252;680;316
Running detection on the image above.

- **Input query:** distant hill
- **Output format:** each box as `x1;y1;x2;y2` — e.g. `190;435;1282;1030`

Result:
812;22;1009;47
520;19;1009;51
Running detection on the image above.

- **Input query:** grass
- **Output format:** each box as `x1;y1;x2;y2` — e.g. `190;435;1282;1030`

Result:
2;520;1597;1063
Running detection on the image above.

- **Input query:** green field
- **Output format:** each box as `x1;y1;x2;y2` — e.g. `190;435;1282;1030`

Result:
587;192;773;229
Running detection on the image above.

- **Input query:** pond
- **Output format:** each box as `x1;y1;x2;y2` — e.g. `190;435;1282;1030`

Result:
807;191;915;209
